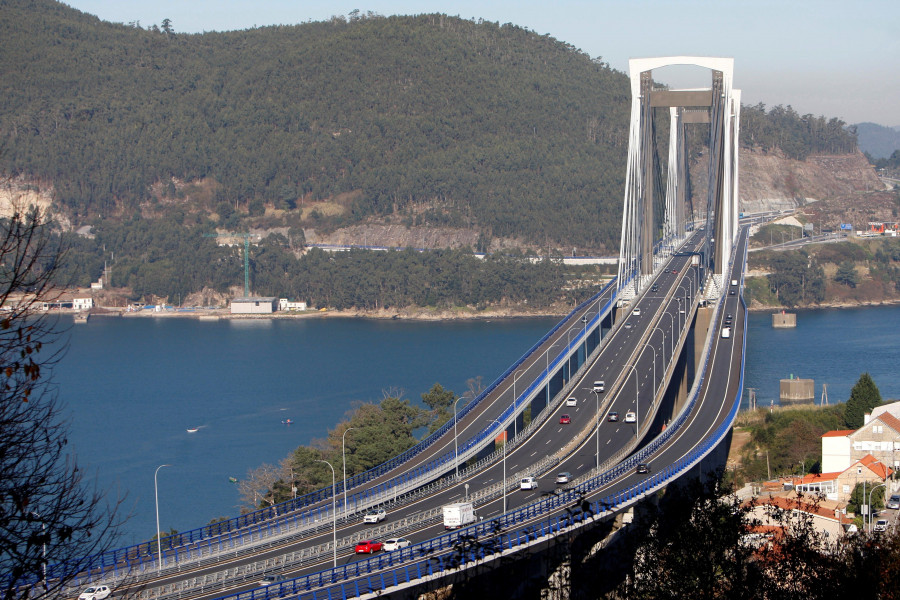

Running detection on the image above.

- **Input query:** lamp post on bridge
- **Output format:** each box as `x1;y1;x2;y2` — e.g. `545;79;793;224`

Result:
657;313;675;359
453;396;467;480
316;459;337;568
581;314;589;358
645;344;657;401
625;363;641;438
487;418;508;514
512;369;526;438
342;427;355;518
586;388;601;468
154;464;171;574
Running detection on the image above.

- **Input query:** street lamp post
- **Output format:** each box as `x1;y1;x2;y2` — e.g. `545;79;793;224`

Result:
544;343;560;405
29;511;46;590
626;363;640;437
645;344;657;400
342;427;355;517
154;464;171;574
660;310;676;355
581;314;589;358
487;419;507;514
869;482;887;533
316;460;338;568
454;396;466;480
592;389;601;467
512;369;525;438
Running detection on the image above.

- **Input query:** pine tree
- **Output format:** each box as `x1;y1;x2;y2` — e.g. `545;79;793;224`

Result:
844;372;883;429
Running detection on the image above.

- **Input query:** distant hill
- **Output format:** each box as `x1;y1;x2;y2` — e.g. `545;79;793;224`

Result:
856;122;900;159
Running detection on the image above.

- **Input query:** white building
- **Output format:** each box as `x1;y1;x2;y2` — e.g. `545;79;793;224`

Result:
821;400;900;474
230;297;277;314
73;298;93;311
278;298;308;311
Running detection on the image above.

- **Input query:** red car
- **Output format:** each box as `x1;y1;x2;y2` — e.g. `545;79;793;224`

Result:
559;414;571;424
355;540;383;554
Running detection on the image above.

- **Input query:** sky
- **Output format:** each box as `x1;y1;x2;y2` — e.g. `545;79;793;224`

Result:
62;0;900;126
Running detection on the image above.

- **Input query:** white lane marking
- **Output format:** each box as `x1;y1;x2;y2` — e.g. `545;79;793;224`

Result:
546;438;552;444
530;451;537;457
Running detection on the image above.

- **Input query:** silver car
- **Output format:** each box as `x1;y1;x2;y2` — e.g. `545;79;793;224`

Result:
383;537;411;551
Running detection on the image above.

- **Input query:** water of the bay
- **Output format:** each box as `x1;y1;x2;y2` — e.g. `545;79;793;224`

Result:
52;305;900;547
53;315;559;547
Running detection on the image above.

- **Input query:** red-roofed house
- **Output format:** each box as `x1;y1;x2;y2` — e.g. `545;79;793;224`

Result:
820;403;900;475
749;492;855;543
783;454;891;503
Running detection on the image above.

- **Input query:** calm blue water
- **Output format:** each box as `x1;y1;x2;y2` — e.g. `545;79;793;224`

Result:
744;305;900;408
51;305;900;547
53;315;558;547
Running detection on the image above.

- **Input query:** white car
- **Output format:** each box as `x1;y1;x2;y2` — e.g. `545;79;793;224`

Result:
383;537;411;551
520;476;538;490
624;411;636;423
633;308;641;316
363;508;387;523
566;397;577;407
875;519;889;532
78;586;111;600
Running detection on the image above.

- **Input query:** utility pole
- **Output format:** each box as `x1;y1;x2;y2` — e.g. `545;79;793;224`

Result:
204;232;260;297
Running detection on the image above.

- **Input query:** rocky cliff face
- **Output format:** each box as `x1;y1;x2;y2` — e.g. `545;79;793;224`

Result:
738;149;884;214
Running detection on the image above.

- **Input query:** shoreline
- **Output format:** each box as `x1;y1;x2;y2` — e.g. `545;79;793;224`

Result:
88;306;570;322
80;296;900;322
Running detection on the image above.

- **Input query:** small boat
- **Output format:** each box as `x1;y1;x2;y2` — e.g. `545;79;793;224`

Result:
228;477;238;483
187;427;199;433
282;419;293;425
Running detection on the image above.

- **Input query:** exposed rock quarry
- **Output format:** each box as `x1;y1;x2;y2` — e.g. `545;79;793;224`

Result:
738;149;884;214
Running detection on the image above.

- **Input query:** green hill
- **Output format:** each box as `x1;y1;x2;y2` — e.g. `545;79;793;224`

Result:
1;1;632;252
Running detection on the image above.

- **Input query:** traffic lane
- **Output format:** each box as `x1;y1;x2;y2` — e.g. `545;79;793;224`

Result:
424;282;621;464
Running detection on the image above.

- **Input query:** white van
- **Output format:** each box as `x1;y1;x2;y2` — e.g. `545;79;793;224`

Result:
593;380;605;393
520;476;538;490
721;327;731;338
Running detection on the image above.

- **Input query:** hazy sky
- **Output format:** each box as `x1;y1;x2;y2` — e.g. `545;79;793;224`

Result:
63;0;900;126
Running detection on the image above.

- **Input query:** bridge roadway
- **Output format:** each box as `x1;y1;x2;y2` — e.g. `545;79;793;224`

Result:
231;227;749;600
132;233;709;599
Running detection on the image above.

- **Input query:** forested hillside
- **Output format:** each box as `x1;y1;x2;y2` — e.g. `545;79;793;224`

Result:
0;1;863;307
0;1;633;251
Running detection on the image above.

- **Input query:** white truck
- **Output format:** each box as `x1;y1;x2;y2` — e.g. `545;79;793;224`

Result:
443;502;477;529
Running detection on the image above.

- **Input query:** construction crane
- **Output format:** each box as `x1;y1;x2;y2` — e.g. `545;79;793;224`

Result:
204;232;260;297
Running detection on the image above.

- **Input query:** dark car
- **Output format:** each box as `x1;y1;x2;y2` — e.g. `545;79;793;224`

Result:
636;463;650;474
607;411;618;422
